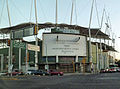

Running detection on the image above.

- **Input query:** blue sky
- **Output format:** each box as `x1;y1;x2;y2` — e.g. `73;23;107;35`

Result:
0;0;120;59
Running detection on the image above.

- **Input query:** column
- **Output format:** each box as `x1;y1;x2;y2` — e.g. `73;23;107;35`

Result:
0;54;4;72
96;43;99;72
75;56;78;72
56;55;59;70
19;48;21;71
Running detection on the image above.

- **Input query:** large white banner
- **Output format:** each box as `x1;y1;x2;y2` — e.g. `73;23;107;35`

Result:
42;33;87;56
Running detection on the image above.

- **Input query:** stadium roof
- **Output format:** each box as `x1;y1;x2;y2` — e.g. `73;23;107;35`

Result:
0;22;110;39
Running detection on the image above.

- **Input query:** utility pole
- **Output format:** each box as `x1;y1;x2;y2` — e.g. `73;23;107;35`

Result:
34;0;38;70
88;0;94;72
6;0;13;74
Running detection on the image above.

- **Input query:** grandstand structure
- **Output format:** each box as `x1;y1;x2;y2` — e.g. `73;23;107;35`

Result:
0;22;116;73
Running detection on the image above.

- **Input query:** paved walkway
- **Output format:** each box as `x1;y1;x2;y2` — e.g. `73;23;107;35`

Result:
64;72;93;76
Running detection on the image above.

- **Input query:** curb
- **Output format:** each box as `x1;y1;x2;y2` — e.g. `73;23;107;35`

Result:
64;72;100;76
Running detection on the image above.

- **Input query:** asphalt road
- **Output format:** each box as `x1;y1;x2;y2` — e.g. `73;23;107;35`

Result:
0;73;120;89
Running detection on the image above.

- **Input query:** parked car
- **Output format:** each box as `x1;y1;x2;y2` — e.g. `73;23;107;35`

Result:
49;70;63;76
42;71;50;76
7;69;24;76
32;70;43;75
0;72;7;76
117;68;120;72
100;69;106;73
13;69;24;76
108;68;117;73
29;70;49;76
27;70;35;75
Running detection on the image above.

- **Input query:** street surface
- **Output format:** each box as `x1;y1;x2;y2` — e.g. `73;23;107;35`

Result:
0;73;120;89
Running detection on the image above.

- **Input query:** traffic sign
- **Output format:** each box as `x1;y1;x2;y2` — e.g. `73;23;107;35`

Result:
13;41;26;49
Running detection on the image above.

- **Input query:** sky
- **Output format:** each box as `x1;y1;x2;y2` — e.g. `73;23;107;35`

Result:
0;0;120;59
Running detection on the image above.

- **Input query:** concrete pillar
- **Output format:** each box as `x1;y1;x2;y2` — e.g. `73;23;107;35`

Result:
96;43;99;72
56;55;58;63
0;54;4;72
19;48;21;71
106;53;109;68
75;56;78;72
56;64;59;70
80;63;84;73
56;55;59;70
76;64;79;72
75;55;78;62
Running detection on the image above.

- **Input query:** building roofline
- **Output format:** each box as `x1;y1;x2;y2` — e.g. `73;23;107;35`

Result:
0;22;110;39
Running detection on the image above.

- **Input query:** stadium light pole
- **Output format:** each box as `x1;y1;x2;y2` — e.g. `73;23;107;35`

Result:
6;0;13;75
34;0;38;70
88;0;94;72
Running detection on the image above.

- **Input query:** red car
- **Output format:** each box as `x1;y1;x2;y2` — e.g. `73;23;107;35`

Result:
49;70;63;76
108;68;116;73
100;69;106;73
7;69;23;76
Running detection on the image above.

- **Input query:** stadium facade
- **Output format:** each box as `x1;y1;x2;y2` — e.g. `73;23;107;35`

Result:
0;23;116;73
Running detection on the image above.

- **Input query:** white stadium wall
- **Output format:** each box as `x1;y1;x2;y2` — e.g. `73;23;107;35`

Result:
42;33;87;56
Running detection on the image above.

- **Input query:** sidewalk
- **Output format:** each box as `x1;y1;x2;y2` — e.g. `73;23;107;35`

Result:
64;72;93;76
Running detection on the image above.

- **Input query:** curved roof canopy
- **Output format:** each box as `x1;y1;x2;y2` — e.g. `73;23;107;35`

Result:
0;22;110;39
